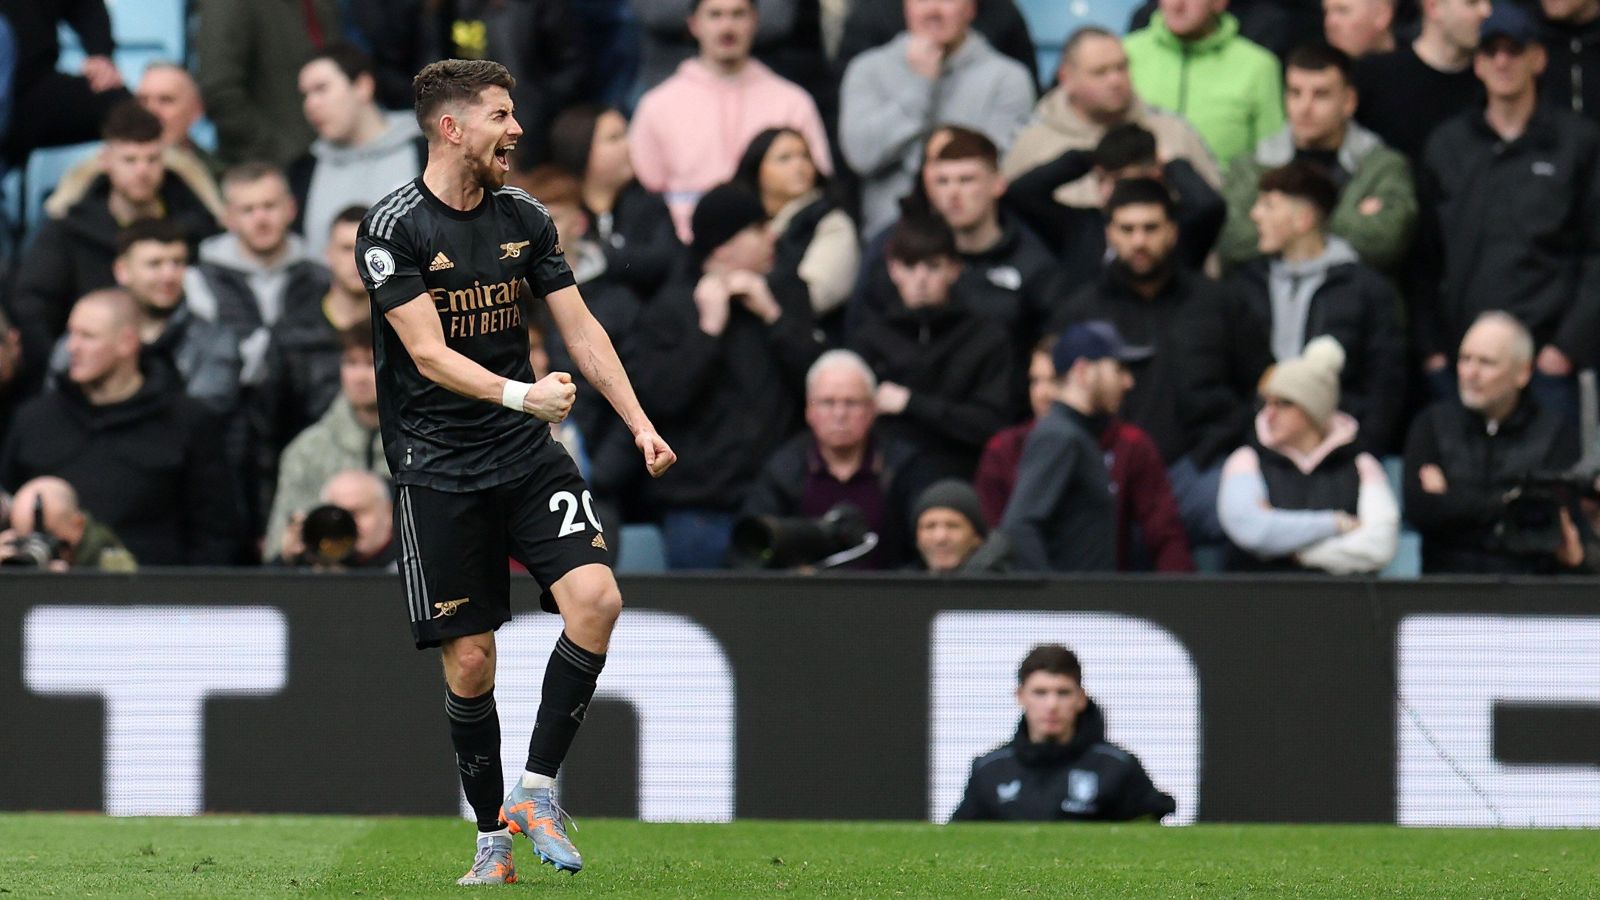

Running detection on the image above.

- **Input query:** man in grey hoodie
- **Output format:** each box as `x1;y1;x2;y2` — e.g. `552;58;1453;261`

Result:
838;0;1035;237
287;43;426;257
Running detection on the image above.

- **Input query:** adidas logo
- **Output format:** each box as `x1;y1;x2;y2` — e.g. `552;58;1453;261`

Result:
428;251;454;271
591;533;608;551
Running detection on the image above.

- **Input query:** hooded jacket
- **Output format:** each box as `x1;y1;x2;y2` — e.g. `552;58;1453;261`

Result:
1415;106;1600;364
287;113;426;257
1002;91;1221;204
949;700;1176;822
188;232;332;389
839;31;1035;237
0;363;240;566
1219;122;1417;276
1219;411;1399;573
1229;238;1406;451
849;297;1016;481
834;0;1039;88
1122;12;1285;166
630;57;832;240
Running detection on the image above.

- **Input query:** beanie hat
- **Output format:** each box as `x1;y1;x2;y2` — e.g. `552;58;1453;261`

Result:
691;183;767;261
1263;335;1345;428
913;479;988;537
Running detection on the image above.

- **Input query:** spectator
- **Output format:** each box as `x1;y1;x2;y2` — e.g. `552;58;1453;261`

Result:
1008;124;1225;289
1123;0;1285;166
547;103;683;298
910;478;1011;574
189;163;330;389
839;0;1035;237
834;0;1039;88
741;350;939;569
630;0;832;240
1404;311;1585;574
340;0;436;111
1218;42;1417;278
289;44;426;258
632;0;831;112
196;0;340;166
1228;161;1406;450
1219;336;1400;572
277;469;395;570
0;290;240;565
950;644;1176;822
850;214;1015;482
0;305;21;439
46;63;226;221
569;0;642;110
1537;0;1600;118
1054;179;1270;545
0;0;128;165
855;128;1060;368
1324;0;1396;57
1415;5;1600;416
1000;324;1132;573
1001;26;1220;199
628;184;823;568
0;476;136;571
977;338;1193;572
265;325;388;562
1353;0;1489;160
732;127;859;329
11;102;220;389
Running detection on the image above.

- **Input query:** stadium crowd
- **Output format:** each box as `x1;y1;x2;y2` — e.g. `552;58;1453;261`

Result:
1;0;1599;577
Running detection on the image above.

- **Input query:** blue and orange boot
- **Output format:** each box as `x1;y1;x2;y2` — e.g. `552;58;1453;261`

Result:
500;783;583;874
456;832;516;885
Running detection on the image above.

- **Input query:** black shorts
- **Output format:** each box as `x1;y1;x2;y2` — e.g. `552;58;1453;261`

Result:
394;449;611;649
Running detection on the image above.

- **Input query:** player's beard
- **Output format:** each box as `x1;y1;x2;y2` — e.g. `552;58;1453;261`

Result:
469;154;507;191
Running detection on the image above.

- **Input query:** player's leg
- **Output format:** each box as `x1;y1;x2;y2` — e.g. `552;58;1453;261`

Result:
442;632;517;885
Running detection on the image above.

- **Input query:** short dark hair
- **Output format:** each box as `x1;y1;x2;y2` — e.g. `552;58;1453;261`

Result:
887;212;957;265
1105;177;1176;220
102;99;163;144
337;323;373;356
413;59;516;140
1259;159;1340;223
1093;123;1158;172
219;161;287;193
1018;644;1082;685
1285;40;1354;84
690;0;753;11
933;126;1000;170
115;218;188;258
1062;26;1118;66
304;42;375;83
333;204;369;228
546;103;607;177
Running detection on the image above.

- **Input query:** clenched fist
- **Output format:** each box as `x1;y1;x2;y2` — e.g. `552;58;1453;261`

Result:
524;371;577;422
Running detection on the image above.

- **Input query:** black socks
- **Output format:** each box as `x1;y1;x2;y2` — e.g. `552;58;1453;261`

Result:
525;631;606;777
446;688;504;833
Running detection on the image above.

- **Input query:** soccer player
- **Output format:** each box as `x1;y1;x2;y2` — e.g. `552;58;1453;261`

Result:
356;59;675;885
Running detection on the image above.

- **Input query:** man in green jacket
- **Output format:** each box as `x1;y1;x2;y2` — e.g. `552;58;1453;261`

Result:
1123;0;1284;166
1218;42;1417;277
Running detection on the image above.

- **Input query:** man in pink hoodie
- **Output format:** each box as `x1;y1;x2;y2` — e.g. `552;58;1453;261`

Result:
629;0;832;241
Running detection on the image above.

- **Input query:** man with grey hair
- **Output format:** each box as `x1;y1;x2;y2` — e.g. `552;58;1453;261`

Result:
740;348;938;568
1403;310;1586;573
278;469;395;569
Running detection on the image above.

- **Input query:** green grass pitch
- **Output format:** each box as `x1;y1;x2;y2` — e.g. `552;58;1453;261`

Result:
2;815;1598;897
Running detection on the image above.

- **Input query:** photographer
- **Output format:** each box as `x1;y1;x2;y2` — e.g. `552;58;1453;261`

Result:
0;476;136;571
276;469;394;571
1404;311;1586;574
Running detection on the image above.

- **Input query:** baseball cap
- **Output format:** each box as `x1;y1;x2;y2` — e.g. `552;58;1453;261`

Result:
1051;321;1152;374
1480;4;1539;46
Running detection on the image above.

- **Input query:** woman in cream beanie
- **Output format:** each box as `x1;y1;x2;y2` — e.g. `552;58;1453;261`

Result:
1216;336;1399;573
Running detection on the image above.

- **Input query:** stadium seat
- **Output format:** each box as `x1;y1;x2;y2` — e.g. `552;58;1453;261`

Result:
1016;0;1145;84
105;0;187;59
19;142;102;234
616;524;669;573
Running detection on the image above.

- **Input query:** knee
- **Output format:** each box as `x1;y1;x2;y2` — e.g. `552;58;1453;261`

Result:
446;643;494;693
571;582;623;631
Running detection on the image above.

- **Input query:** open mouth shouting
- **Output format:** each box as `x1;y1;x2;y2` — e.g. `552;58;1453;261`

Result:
493;141;516;172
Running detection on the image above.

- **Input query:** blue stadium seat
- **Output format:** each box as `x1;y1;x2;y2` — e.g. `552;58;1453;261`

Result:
616;524;669;573
1016;0;1145;84
1378;456;1420;578
105;0;187;58
20;142;102;234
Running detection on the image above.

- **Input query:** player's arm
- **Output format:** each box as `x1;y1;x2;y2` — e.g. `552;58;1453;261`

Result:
384;293;574;422
546;284;676;477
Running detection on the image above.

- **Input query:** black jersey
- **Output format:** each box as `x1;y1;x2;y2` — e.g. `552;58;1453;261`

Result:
357;177;577;491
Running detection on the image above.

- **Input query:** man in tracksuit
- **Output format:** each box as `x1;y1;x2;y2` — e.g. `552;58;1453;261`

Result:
949;644;1176;822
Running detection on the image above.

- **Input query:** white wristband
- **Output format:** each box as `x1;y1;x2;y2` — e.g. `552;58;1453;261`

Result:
501;379;532;412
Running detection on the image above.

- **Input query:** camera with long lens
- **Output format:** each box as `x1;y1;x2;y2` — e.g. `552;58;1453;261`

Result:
297;504;359;567
0;496;67;569
1497;470;1600;557
729;503;877;569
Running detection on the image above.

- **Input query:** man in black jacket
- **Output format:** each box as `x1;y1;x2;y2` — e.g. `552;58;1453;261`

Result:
0;0;129;164
0;290;240;566
11;102;220;392
950;643;1175;822
1055;179;1270;545
1415;4;1600;416
1229;160;1405;451
1404;311;1586;574
628;184;823;568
